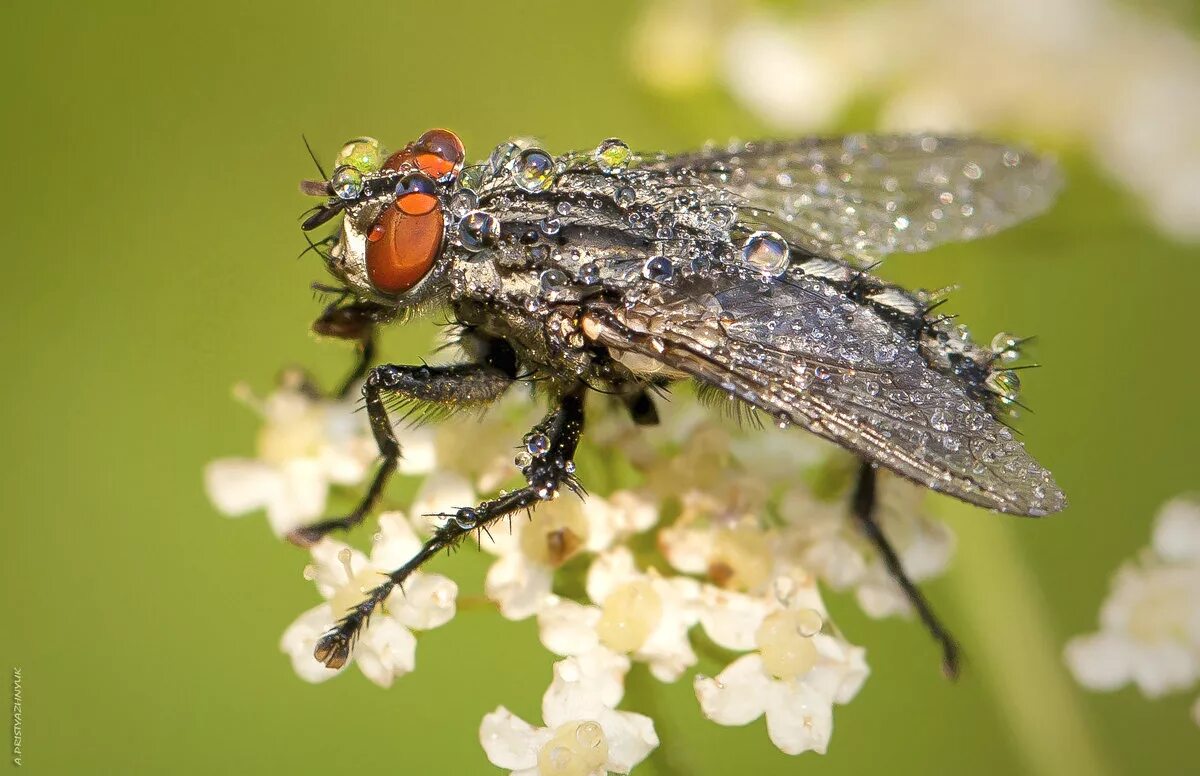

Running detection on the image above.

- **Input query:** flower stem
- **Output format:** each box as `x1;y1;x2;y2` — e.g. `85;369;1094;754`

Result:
938;502;1111;776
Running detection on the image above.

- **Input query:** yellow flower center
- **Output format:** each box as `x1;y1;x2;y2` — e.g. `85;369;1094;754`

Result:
328;548;384;618
755;608;824;680
596;579;663;653
519;500;589;567
537;721;609;776
256;395;325;464
708;526;772;592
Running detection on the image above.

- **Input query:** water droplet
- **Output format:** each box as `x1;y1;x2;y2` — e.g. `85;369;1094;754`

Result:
614;186;636;207
540;269;570;293
488;141;520;174
514;148;555;193
986;370;1021;402
594;137;631;172
578;262;600;284
449;189;478;218
794;608;824;637
454;508;478;529
539;216;561;236
525;433;551;456
331;165;363;200
710;206;736;228
642;256;674;284
575;721;604;749
334;137;384;174
555;200;573;216
458;211;500;251
740;231;789;276
990;331;1022;361
930;408;952;432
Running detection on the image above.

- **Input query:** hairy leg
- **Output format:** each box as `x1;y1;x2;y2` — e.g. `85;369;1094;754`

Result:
313;384;587;669
851;461;961;679
286;361;514;547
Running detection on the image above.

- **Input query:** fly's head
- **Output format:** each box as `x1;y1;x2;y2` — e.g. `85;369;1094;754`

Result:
300;129;467;306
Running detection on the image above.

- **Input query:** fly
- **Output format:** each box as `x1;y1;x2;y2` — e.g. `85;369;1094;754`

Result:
290;129;1067;678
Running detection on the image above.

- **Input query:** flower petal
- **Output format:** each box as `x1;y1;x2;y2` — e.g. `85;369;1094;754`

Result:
371;511;423;569
204;459;281;516
763;678;834;755
356;617;417;688
409;471;477;537
479;707;550;771
537;598;601;656
1064;631;1134;691
1153;496;1200;562
487;553;555;621
596;706;659;773
390;573;458;630
699;586;772;651
542;657;611;728
280;604;343;684
586;547;640;604
694;653;771;726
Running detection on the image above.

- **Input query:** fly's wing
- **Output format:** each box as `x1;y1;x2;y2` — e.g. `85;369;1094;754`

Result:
586;265;1066;516
640;135;1061;261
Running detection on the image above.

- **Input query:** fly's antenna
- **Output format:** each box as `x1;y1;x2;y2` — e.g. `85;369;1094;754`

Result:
303;134;328;180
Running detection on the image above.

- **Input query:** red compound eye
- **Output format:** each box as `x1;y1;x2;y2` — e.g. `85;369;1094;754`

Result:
381;129;465;182
365;202;443;295
394;172;438;216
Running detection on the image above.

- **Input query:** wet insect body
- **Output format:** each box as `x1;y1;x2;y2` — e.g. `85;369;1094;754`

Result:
295;130;1067;676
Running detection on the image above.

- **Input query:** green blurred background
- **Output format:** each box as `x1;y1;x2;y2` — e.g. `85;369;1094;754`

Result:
2;1;1198;773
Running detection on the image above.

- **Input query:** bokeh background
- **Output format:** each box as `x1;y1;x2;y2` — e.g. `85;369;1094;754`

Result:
3;0;1198;773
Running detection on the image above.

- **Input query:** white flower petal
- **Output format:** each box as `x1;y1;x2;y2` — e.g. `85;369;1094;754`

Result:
569;647;632;708
390;573;458;630
479;707;550;771
537;598;601;656
371;511;423;569
269;459;330;535
659;519;716;576
280;604;343;684
204;459;281;516
763;679;834;755
699;587;772;651
409;471;477;537
1153;496;1200;562
542;657;611;728
487;553;556;621
356;617;417;688
607;490;659;535
1064;631;1135;692
396;426;438;475
586;547;640;604
1129;641;1200;698
595;706;659;773
694;653;771;726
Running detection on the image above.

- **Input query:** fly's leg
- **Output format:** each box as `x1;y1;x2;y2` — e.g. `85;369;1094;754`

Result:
622;387;660;426
851;461;961;679
311;299;386;399
286;362;514;547
313;384;587;669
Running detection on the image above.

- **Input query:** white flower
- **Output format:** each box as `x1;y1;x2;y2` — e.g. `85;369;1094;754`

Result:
280;511;457;687
779;474;955;619
484;493;648;621
693;568;869;755
1065;497;1200;716
480;656;658;776
204;371;378;536
538;547;701;682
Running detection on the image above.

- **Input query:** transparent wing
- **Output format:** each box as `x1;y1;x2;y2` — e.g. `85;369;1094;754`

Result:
587;266;1066;516
642;135;1061;261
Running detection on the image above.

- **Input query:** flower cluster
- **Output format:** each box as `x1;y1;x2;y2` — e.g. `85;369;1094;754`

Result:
208;373;956;771
631;0;1200;241
1064;496;1200;726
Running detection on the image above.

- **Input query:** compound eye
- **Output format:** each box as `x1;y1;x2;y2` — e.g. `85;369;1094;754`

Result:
412;129;465;182
365;203;444;295
394;172;438;215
